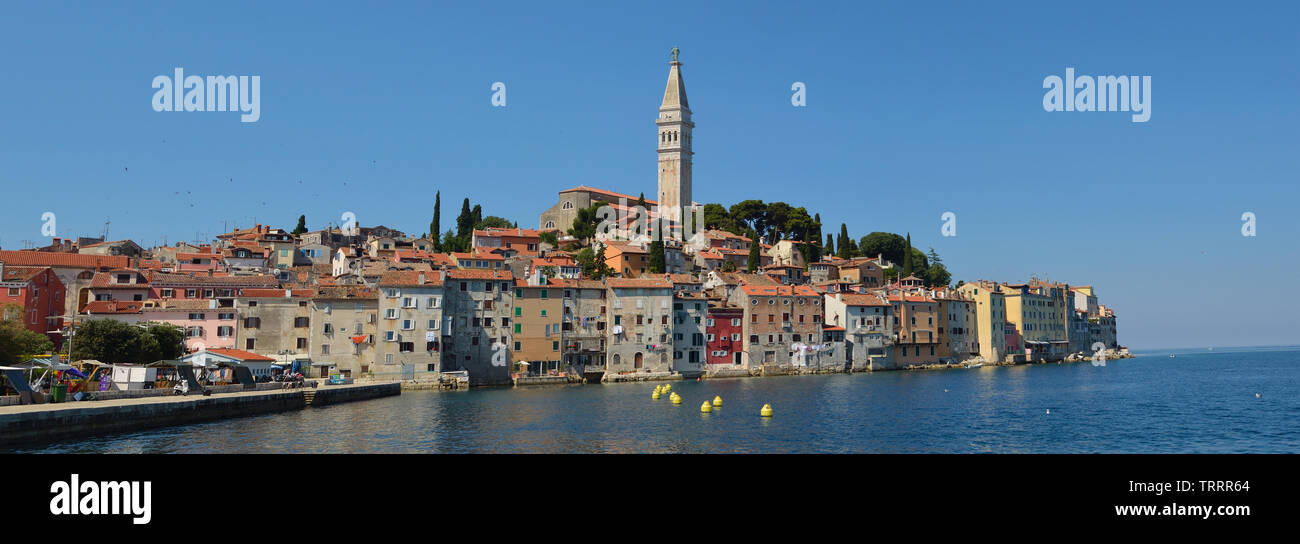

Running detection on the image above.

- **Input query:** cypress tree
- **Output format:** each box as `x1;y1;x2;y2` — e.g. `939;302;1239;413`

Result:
903;232;913;277
825;234;835;257
648;228;666;274
747;230;761;273
430;191;441;252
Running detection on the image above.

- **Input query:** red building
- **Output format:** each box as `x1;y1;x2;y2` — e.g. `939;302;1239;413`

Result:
0;262;67;346
706;303;743;365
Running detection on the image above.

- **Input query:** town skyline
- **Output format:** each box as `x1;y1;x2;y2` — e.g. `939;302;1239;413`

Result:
2;2;1297;350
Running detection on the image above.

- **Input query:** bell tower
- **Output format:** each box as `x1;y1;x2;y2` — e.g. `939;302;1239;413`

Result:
657;48;693;221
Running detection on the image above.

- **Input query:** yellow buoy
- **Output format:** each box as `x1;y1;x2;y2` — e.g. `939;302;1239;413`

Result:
671;394;682;405
662;384;671;393
712;396;723;407
652;390;661;399
760;403;773;417
700;401;712;413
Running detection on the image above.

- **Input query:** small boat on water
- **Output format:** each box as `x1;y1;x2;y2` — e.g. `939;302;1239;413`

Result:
1170;354;1176;358
964;362;983;368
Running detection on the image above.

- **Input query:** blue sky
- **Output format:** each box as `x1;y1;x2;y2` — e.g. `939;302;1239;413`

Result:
1;1;1297;349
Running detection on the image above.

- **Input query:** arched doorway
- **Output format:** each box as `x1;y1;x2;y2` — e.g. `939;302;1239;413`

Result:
634;352;643;369
612;353;621;367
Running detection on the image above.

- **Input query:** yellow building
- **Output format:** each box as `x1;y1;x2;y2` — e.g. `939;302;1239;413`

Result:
603;241;649;278
510;280;564;373
956;281;1007;363
1001;282;1066;361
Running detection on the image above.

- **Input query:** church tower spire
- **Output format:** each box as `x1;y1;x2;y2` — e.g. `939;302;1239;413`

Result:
657;47;693;221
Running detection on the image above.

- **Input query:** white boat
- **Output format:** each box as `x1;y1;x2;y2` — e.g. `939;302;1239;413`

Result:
964;362;983;369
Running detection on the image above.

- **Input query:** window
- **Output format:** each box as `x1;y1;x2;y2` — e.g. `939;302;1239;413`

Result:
400;342;414;353
296;338;307;349
321;345;330;355
402;320;414;330
245;339;255;349
160;288;173;297
323;323;334;334
294;317;310;328
217;326;233;337
243;317;261;328
188;313;205;320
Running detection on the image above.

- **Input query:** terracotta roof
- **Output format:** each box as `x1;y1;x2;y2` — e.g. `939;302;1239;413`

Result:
837;293;890;307
1;265;48;283
451;250;505;261
822;325;846;331
150;272;280;287
559;186;659;206
141;299;217;311
89;271;150;289
739;284;819;297
78;239;135;249
0;250;130;270
445;269;513;280
546;278;606;289
314;286;378;299
206;348;275;362
606;277;672;289
602;241;648;255
82;300;145;314
474;227;541;238
378;270;446;287
239;288;316;298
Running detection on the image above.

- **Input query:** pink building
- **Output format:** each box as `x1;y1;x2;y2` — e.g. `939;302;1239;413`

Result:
140;300;237;352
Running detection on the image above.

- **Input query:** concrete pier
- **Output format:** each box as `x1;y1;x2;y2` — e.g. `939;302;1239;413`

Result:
0;382;400;448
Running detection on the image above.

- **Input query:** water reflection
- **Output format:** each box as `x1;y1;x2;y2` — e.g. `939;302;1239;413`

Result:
7;351;1298;454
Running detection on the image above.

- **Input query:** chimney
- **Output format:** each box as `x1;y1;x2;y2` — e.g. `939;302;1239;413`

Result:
418;272;426;285
0;260;5;279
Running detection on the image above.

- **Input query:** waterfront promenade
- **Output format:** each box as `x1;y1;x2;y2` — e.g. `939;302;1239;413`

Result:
0;382;400;448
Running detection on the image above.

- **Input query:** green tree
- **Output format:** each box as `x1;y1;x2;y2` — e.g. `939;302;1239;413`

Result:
470;204;483;233
634;193;647;236
859;232;908;265
577;242;615;280
69;319;146;364
143;322;185;360
291;215;307;236
825;234;835;257
538;230;559;247
0;315;54;363
837;223;853;259
721;261;737;272
440;229;461;253
765;202;795;241
456;198;473;250
730;200;767;237
648;230;666;274
746;231;761;273
567;202;608;244
701;203;735;232
904;232;915;275
924;247;951;287
430;191;441;252
474;216;514;230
